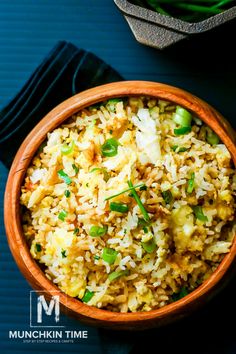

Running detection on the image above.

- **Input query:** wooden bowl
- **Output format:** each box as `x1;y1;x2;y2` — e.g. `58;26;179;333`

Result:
4;81;236;330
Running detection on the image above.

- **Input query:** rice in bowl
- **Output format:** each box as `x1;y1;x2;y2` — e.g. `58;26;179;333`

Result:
20;96;236;312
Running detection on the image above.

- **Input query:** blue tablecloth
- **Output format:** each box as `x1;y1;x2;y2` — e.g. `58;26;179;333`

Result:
0;1;236;354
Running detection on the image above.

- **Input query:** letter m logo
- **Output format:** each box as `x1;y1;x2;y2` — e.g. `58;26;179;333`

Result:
30;291;65;327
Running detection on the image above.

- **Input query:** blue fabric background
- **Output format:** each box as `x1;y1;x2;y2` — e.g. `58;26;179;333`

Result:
0;1;236;354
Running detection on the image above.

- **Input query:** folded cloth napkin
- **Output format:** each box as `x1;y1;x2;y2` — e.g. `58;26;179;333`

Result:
0;40;122;167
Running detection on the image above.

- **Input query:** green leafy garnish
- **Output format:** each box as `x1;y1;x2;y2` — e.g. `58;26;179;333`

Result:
206;128;220;145
141;238;157;253
72;163;79;174
106;98;122;112
104;183;145;201
128;181;150;222
172;287;189;302
173;106;192;127
174;126;192;135
61;249;67;258
90;167;110;182
109;202;129;213
64;190;71;198
89;225;108;237
57;170;72;185
162;190;173;204
35;243;42;252
101;138;119;157
187;172;195;194
192;206;208;222
102;248;118;265
58;210;68;221
73;228;79;235
82;289;94;303
61;140;74;155
171;145;188;153
108;269;130;282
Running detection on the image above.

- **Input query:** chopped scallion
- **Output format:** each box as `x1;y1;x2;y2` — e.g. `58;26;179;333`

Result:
64;190;71;198
174;126;192;135
192;206;208;222
108;269;130;282
187;172;195;194
90;167;110;182
101;138;119;157
89;225;108;237
173;106;192;127
73;227;79;235
104;183;145;201
57;170;72;185
102;247;118;265
141;238;156;253
109;202;129;213
58;210;68;221
94;255;100;261
61;249;67;258
72;163;79;174
206;128;220;145
107;98;122;112
82;289;94;303
35;243;42;252
171;145;188;153
162;190;173;204
61;140;74;155
138;218;150;227
128;181;150;222
172;287;189;302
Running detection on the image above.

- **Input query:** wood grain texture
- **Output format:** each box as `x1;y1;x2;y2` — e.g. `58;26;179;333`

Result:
4;81;236;330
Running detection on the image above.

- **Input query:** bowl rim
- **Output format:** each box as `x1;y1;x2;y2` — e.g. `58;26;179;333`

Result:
4;80;236;326
114;0;236;34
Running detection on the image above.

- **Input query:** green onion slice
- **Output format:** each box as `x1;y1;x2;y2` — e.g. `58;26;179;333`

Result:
73;227;79;235
128;181;150;222
187;172;195;194
72;163;79;174
138;218;150;227
105;183;145;201
173;106;192;127
172;287;189;302
58;210;68;221
141;238;157;253
82;289;94;303
102;247;118;265
61;249;67;258
35;243;42;252
64;190;71;198
101;138;119;157
192;206;208;222
174;126;192;135
57;170;72;185
162;190;173;204
107;98;122;112
109;202;129;213
89;225;108;237
206;128;220;146
90;167;110;182
108;269;130;282
61;140;74;155
171;145;188;153
94;255;100;261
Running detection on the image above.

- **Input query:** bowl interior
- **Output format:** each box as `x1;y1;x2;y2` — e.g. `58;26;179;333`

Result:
4;81;236;329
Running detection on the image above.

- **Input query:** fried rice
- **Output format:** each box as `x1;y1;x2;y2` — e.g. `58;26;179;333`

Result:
20;96;236;312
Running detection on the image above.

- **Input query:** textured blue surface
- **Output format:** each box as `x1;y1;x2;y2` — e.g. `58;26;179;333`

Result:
0;1;236;354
